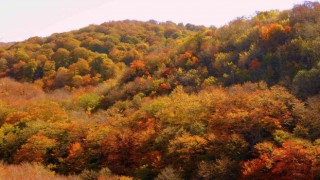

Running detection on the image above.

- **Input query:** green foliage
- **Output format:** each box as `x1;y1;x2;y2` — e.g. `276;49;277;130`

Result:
293;62;320;99
273;130;294;145
23;60;37;82
78;93;101;112
52;48;71;68
0;102;11;126
0;58;8;72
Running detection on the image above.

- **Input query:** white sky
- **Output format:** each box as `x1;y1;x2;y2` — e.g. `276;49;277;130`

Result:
0;0;307;42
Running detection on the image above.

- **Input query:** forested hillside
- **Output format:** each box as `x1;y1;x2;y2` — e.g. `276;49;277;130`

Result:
0;1;320;179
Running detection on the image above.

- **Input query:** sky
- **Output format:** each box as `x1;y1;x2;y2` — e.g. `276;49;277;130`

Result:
0;0;307;42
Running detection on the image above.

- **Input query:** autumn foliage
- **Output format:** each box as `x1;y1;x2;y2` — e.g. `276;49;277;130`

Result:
0;1;320;179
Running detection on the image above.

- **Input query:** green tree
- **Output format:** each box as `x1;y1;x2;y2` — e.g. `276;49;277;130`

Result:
52;48;71;68
293;62;320;99
23;60;37;82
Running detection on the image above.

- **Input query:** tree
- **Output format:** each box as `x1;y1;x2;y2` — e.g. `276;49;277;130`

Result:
0;58;8;72
90;54;116;80
71;47;93;62
242;140;314;179
298;94;320;139
197;157;238;179
54;67;72;88
14;134;56;163
259;23;291;52
130;60;145;70
71;75;83;88
0;123;23;162
43;61;56;77
56;37;81;51
64;142;86;173
52;48;71;68
293;63;320;99
0;58;8;77
78;93;101;113
14;49;30;62
69;58;90;76
23;60;37;82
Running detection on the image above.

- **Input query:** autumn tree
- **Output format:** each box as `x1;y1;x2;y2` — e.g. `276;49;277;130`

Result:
52;48;71;68
242;140;315;179
14;134;56;163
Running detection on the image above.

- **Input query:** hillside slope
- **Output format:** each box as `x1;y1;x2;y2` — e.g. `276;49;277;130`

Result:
0;1;320;179
0;2;320;100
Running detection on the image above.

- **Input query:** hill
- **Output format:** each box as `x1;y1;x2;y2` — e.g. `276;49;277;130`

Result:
0;1;320;179
0;42;14;47
1;3;320;100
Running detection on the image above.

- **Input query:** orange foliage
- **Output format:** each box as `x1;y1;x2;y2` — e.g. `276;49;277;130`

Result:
260;23;290;41
0;163;78;179
157;82;171;93
177;51;199;67
130;60;145;70
260;26;270;40
69;142;82;156
208;84;299;141
242;141;314;179
23;102;68;122
179;51;193;60
65;141;86;172
284;25;292;34
242;158;267;177
5;111;28;124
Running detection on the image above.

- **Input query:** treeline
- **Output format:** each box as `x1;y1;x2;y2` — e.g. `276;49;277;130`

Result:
0;1;320;179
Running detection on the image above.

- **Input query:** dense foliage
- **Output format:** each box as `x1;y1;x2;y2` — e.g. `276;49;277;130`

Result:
0;1;320;179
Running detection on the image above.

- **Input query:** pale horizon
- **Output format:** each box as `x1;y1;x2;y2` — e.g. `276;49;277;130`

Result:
0;0;309;42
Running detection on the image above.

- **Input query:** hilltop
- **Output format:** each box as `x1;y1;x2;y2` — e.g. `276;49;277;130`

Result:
0;42;14;47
